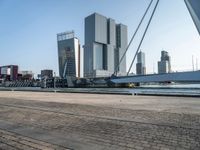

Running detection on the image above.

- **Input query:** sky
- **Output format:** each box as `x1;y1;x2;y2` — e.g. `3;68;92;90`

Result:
0;0;200;76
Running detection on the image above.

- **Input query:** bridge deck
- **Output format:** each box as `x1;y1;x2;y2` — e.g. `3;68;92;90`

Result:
111;71;200;83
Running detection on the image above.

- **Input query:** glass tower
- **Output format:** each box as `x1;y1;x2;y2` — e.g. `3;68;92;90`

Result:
57;31;81;78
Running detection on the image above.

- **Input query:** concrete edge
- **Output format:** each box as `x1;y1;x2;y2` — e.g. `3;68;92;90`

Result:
0;88;132;96
135;93;200;98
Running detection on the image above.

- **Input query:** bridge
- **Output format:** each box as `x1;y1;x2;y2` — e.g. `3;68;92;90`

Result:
110;0;200;84
111;71;200;84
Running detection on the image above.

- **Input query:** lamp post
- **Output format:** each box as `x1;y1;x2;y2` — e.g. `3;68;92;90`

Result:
54;72;56;89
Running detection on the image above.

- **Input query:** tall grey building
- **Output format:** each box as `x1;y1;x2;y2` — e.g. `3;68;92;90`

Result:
185;0;200;35
158;51;171;74
136;51;146;75
84;13;127;78
57;31;82;78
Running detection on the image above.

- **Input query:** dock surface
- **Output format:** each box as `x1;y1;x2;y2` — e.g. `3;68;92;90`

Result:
0;91;199;150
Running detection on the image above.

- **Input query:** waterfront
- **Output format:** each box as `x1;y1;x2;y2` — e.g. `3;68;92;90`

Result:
140;83;200;88
130;84;200;96
0;83;200;97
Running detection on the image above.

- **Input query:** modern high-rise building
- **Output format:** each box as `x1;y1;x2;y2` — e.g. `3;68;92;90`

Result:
185;0;200;35
84;13;128;78
158;51;171;74
136;51;146;75
57;31;82;78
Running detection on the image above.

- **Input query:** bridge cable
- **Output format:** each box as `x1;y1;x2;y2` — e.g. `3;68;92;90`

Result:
127;0;160;75
114;0;154;76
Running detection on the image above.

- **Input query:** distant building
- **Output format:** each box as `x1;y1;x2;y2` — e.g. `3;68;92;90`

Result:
57;31;82;78
18;71;34;80
0;65;18;81
158;51;171;74
136;51;146;75
185;0;200;35
158;61;169;74
41;70;53;79
84;13;128;78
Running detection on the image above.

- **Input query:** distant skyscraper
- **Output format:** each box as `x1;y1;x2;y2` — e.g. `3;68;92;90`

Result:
84;13;127;78
185;0;200;35
158;50;171;74
57;31;82;78
136;51;146;75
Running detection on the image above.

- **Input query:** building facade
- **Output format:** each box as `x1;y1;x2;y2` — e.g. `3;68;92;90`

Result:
18;71;34;80
84;13;128;78
158;51;171;74
185;0;200;35
0;65;18;81
136;51;146;75
57;31;82;78
41;70;53;79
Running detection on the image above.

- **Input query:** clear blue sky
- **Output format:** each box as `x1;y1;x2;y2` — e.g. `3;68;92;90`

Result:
0;0;200;76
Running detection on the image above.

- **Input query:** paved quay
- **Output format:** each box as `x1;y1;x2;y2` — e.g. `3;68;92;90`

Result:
0;91;200;150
